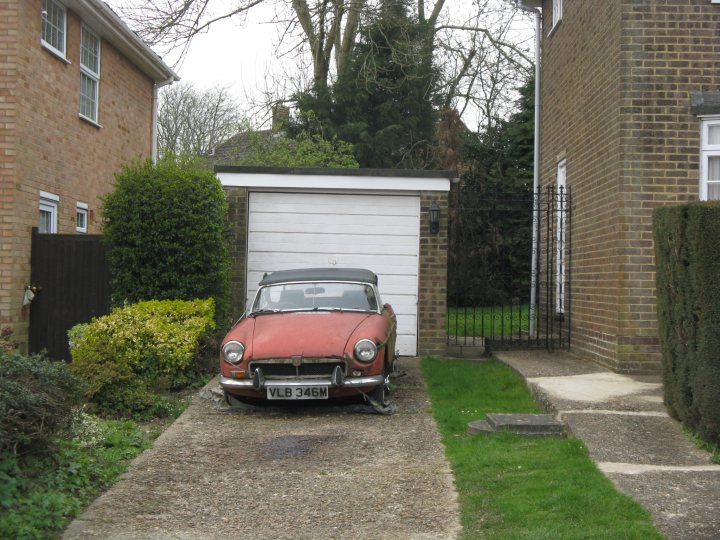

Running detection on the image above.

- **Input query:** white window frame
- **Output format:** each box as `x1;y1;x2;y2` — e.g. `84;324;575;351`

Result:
41;0;67;59
700;116;720;201
555;159;567;315
76;202;88;233
552;0;563;29
79;26;101;124
39;191;59;234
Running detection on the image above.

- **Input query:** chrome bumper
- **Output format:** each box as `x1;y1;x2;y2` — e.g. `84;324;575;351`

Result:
220;374;384;391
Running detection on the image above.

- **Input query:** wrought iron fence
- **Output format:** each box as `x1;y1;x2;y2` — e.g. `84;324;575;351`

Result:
447;185;571;355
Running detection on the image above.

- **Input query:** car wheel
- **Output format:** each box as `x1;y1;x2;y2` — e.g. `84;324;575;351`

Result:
369;363;390;405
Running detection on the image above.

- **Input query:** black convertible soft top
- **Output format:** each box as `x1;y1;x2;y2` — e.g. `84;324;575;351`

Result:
258;268;378;286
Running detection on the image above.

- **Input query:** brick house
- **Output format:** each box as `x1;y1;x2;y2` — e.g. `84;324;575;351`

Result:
522;0;720;372
1;0;176;352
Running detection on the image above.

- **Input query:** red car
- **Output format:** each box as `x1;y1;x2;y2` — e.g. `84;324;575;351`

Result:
220;268;397;406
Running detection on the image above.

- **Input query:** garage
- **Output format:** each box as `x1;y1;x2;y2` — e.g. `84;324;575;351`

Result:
217;167;452;358
246;191;420;355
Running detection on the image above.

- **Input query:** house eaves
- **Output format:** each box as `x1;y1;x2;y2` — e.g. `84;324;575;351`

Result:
63;0;178;83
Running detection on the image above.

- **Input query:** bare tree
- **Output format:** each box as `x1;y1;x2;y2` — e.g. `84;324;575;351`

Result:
157;82;245;158
434;0;534;130
115;0;534;130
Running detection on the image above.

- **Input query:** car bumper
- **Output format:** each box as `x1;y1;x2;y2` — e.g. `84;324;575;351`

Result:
220;374;384;391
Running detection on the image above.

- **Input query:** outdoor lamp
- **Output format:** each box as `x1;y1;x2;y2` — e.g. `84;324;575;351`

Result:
429;201;440;235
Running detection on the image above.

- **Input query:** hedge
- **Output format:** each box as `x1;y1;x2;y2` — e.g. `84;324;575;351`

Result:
102;159;231;327
654;202;720;444
69;299;215;418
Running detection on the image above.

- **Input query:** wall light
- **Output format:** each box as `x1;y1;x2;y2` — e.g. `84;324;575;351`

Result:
429;201;440;235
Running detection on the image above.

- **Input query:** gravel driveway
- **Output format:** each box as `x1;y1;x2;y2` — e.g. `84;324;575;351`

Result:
63;358;461;539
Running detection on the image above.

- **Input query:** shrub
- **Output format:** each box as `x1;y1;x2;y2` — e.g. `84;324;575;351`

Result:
0;327;17;353
69;299;215;418
654;202;720;444
102;158;231;327
0;352;83;454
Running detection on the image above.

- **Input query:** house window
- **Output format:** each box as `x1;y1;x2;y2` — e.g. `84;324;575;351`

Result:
701;117;720;200
552;0;563;28
39;192;59;234
80;26;101;123
41;0;66;58
556;160;567;314
76;202;88;233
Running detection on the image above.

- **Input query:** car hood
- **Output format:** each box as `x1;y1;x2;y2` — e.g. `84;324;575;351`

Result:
249;311;373;359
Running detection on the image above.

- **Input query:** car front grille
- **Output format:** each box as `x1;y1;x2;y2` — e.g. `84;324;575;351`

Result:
249;359;347;379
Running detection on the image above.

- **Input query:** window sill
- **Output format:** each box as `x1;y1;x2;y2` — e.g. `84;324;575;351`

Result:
41;42;71;64
79;114;102;129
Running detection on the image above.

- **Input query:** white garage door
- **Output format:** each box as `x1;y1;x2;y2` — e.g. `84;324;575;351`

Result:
246;191;420;356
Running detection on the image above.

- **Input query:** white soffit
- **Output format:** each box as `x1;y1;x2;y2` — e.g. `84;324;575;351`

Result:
217;171;451;193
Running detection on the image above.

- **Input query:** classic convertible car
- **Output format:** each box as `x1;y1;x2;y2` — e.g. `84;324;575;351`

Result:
220;268;397;405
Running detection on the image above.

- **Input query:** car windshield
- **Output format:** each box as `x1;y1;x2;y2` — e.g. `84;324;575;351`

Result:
252;282;378;313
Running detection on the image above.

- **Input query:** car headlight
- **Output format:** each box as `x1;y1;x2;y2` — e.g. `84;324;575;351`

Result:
354;339;377;362
222;341;245;364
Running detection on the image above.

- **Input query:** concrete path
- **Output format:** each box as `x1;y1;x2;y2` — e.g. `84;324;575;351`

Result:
496;350;720;540
63;358;460;539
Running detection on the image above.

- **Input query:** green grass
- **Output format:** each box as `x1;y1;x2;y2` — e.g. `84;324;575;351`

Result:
447;306;531;338
0;401;188;539
422;357;663;539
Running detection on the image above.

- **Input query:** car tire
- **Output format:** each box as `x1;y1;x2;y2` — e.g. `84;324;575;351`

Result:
370;361;390;405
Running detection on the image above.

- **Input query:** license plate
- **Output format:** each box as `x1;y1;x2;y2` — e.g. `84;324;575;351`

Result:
267;386;329;400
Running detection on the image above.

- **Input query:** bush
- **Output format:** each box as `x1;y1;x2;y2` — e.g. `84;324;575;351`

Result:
69;299;215;418
102;158;231;327
0;352;83;454
654;202;720;444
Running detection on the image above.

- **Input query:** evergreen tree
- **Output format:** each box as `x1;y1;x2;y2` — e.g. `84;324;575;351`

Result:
449;77;534;306
294;0;439;169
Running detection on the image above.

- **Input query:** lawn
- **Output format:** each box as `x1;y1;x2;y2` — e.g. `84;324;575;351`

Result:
447;306;531;338
421;357;663;539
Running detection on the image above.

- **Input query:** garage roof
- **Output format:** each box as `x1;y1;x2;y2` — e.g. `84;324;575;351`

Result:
216;166;453;192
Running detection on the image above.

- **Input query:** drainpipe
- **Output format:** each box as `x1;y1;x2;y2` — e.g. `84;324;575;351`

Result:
516;0;542;337
152;77;176;163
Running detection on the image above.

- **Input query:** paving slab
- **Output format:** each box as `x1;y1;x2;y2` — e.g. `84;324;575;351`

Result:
607;470;720;540
495;349;720;540
562;412;712;466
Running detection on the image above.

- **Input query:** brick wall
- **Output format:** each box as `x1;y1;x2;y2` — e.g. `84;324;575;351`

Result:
540;0;625;368
1;0;156;349
0;1;19;330
418;191;448;356
540;0;720;372
224;187;248;322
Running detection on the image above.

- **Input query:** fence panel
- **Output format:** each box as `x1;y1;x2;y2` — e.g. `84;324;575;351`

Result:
29;228;111;361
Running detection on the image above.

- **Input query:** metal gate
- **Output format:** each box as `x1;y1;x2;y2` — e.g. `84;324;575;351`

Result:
447;185;571;355
29;228;111;361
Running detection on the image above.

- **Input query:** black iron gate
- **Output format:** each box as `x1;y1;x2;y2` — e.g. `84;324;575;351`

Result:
447;185;571;355
29;228;111;361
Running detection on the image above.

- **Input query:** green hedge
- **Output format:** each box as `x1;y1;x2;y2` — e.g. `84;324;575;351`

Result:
654;202;720;444
102;159;231;327
69;299;215;418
